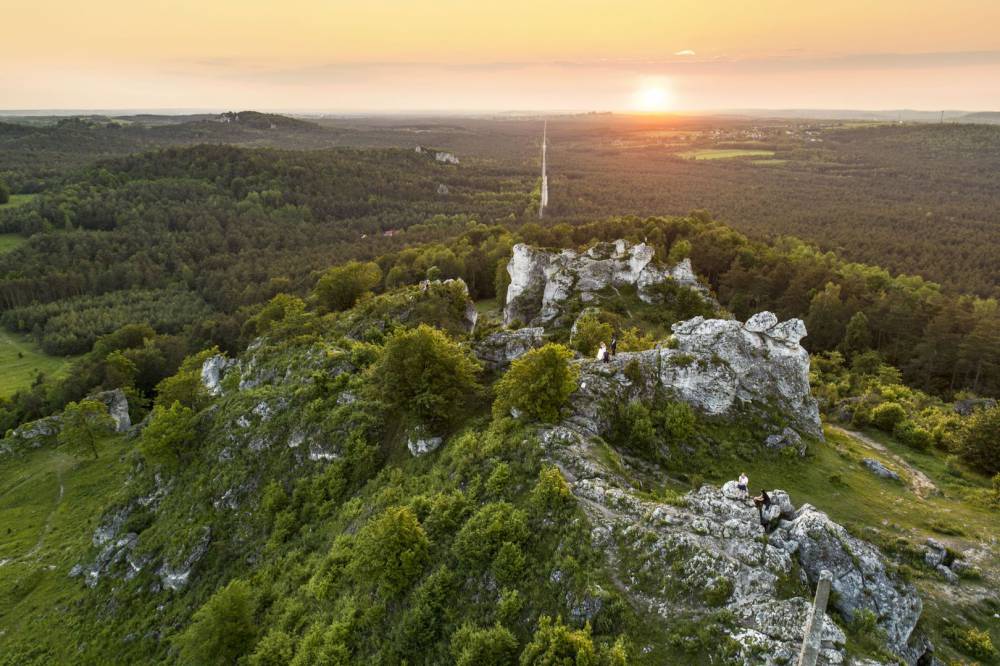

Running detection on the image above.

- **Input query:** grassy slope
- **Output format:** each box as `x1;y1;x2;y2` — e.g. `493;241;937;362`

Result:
0;234;26;254
0;330;75;397
0;435;133;663
678;149;776;160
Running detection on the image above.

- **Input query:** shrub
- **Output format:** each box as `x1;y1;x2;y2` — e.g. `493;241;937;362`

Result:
871;402;907;432
519;615;626;666
946;626;996;659
703;577;734;606
139;400;198;468
350;506;430;596
176;579;257;666
0;179;9;204
617;327;655;353
370;324;482;429
529;466;574;516
453;502;529;567
313;260;382;312
154;347;218;410
493;344;579;423
992;473;1000;504
959;406;1000;475
451;623;519;666
248;630;295;666
892;419;932;451
572;311;613;357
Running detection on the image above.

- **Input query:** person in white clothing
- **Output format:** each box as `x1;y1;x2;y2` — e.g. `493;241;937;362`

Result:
597;342;608;362
737;473;749;501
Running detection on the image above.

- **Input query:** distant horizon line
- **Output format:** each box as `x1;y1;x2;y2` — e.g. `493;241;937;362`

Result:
0;107;996;117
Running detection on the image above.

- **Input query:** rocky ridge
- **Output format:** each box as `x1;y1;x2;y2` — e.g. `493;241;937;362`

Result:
503;239;710;326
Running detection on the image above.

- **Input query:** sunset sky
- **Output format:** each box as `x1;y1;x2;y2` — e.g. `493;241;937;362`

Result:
4;0;1000;112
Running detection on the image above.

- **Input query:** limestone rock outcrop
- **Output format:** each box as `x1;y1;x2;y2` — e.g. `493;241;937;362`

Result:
568;312;821;438
502;240;709;326
89;389;131;432
474;327;545;369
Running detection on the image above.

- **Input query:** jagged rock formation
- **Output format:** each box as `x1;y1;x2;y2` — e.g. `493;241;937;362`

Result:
90;389;132;432
200;354;231;396
473;327;545;369
862;458;901;481
503;240;709;326
540;424;925;664
568;311;822;438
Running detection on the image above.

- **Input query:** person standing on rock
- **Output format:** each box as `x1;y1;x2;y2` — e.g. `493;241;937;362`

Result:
737;472;749;501
610;334;618;358
597;342;609;363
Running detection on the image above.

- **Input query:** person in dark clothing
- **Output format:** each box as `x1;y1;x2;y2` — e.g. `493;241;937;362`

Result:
752;489;772;527
610;334;618;358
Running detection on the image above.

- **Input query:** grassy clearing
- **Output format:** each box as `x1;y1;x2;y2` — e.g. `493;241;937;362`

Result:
0;330;75;397
0;435;133;662
0;194;37;209
0;234;26;255
678;149;776;161
752;159;788;166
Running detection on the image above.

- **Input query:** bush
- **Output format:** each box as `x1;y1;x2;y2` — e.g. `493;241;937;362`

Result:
519;615;626;666
248;630;295;666
370;324;482;429
959;406;1000;475
451;623;519;666
0;179;9;204
571;311;613;357
871;402;907;432
453;502;529;568
892;419;932;451
703;577;734;606
313;260;382;312
493;344;579;423
946;626;996;659
350;506;430;596
176;579;257;666
139;400;198;468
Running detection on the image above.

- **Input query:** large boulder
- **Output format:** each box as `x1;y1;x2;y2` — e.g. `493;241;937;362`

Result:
502;240;709;326
784;506;923;653
88;389;131;432
569;312;821;437
200;354;231;396
474;327;545;369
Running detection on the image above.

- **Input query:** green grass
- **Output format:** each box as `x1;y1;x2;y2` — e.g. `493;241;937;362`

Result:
0;234;27;255
0;435;133;662
678;149;776;161
0;330;75;397
0;194;37;209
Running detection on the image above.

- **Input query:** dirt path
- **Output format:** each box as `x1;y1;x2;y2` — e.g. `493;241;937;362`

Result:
829;425;938;497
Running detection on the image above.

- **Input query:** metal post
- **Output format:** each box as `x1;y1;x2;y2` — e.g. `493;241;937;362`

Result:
797;569;833;666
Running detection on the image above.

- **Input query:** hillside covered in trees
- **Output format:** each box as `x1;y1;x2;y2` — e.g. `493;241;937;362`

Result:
0;114;998;665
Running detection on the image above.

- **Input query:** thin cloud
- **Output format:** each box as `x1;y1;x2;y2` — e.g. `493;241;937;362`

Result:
674;49;697;56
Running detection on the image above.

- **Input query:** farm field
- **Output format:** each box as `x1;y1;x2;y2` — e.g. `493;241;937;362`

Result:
0;330;74;397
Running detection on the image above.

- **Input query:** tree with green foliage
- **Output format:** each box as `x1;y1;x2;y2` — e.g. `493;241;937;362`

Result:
840;311;872;358
493;344;578;423
370;324;482;429
350;506;430;596
176;579;257;666
140;401;197;468
959;406;1000;474
58;399;115;459
314;261;382;312
667;238;692;264
519;615;626;666
154;348;219;411
453;501;529;568
805;282;851;351
0;179;9;205
451;622;519;666
572;311;613;357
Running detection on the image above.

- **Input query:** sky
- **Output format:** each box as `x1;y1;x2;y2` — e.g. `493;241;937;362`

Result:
4;0;1000;112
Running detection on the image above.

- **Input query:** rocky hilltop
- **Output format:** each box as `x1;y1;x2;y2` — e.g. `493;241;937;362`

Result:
503;239;710;326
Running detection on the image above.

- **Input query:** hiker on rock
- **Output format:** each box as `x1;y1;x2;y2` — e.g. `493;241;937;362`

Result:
737;472;749;501
610;334;618;358
752;489;771;527
597;342;609;363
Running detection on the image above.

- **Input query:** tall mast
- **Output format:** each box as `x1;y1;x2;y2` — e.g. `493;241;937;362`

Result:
539;120;549;218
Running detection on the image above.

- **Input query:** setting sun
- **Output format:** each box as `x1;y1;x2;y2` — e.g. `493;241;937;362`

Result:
634;84;674;113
